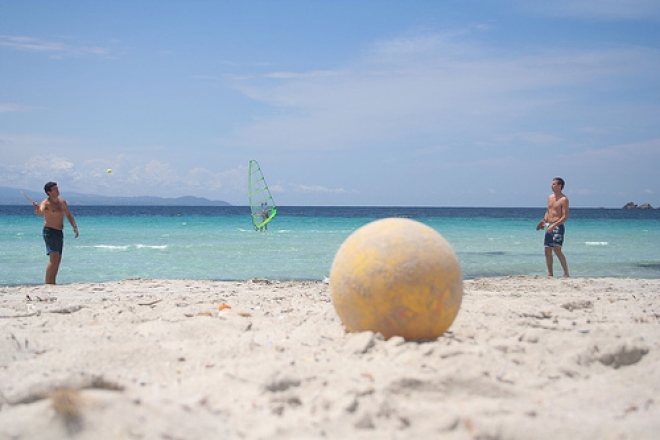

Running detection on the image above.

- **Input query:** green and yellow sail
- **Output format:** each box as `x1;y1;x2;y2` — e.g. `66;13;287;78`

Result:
248;160;277;230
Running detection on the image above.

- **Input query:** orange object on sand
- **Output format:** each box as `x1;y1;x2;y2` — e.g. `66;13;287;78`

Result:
218;304;231;311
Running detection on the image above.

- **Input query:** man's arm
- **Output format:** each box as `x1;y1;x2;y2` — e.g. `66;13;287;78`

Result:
35;200;46;217
63;200;79;238
536;195;552;230
556;197;569;226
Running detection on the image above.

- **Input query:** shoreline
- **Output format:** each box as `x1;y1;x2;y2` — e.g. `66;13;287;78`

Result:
1;276;659;439
3;272;660;289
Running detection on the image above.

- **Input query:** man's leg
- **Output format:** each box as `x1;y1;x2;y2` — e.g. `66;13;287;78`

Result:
554;247;569;277
46;252;61;284
544;247;554;276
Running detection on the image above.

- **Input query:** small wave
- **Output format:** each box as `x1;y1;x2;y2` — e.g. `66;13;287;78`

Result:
585;242;609;246
94;245;130;251
90;244;167;251
637;262;660;270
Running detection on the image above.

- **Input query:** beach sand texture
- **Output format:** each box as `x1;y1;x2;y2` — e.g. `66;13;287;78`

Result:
1;277;659;439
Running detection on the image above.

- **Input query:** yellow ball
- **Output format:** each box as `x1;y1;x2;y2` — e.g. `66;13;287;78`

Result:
330;218;463;341
107;169;112;174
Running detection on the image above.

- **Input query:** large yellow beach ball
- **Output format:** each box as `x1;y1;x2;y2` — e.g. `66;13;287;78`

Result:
330;218;463;341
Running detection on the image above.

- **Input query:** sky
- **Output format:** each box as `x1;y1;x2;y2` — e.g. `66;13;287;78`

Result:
1;0;659;207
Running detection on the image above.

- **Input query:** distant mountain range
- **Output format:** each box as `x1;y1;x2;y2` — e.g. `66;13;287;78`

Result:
0;186;231;206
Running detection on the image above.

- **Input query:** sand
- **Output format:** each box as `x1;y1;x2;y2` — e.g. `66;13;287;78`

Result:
1;276;659;439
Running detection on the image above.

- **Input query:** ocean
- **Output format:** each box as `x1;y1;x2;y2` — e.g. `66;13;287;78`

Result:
1;206;659;286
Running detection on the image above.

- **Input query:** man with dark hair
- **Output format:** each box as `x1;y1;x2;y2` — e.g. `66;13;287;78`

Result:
32;182;79;284
536;177;569;277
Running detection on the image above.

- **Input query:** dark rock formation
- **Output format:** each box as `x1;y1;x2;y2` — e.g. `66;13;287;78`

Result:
622;202;655;209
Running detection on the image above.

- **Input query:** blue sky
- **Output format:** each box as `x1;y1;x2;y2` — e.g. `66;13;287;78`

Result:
1;1;659;207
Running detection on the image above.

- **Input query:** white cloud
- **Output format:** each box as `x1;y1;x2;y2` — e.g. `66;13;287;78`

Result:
0;35;68;52
497;132;564;145
0;35;116;58
414;145;450;155
292;184;353;194
267;184;284;194
570;138;660;162
571;188;599;196
224;32;659;154
185;165;246;194
191;75;217;81
264;70;341;80
4;155;84;191
0;103;38;113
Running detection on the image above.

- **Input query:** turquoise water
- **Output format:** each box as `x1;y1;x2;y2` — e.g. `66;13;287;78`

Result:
1;206;659;286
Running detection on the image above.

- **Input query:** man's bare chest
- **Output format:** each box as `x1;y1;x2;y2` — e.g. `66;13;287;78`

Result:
45;202;63;214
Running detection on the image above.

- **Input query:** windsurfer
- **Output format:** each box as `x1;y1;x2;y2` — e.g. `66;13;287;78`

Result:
259;203;270;231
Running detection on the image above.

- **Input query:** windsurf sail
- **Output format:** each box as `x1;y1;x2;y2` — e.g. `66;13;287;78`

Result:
248;160;277;230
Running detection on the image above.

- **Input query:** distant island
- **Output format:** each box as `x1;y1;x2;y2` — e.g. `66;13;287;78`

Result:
0;186;231;206
622;202;656;210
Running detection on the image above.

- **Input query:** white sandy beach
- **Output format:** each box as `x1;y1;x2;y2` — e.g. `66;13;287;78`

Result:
1;276;659;439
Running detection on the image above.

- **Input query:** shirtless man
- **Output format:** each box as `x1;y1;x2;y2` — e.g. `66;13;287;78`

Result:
33;182;79;284
536;177;569;277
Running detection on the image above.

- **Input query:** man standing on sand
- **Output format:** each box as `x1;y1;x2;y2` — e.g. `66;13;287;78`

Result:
536;177;570;277
32;182;79;284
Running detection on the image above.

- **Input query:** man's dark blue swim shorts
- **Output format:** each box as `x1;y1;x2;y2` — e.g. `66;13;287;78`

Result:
544;223;565;248
43;227;64;255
